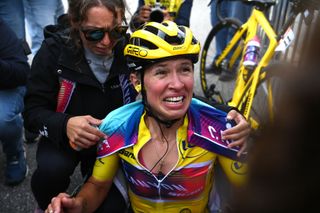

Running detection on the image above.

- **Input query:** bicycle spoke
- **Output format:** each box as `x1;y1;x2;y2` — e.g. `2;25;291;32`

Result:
200;19;242;104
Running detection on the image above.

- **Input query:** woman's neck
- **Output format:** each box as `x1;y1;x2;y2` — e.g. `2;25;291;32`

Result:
145;115;183;141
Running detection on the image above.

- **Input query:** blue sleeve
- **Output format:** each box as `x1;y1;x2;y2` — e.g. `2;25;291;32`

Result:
0;18;30;89
175;0;193;27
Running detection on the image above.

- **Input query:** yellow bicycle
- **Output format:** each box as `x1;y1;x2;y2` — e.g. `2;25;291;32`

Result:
200;0;318;130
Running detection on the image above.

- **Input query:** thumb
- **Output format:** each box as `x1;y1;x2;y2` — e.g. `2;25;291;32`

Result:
226;109;237;120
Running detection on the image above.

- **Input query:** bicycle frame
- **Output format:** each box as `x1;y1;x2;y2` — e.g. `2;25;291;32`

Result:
215;8;279;129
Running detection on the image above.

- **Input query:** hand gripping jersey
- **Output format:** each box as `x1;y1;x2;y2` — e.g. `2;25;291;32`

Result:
93;98;247;213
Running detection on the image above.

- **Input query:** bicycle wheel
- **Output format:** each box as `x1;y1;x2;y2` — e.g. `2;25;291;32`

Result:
243;63;287;130
200;18;243;104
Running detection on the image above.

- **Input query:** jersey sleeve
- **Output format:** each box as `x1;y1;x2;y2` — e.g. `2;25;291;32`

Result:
218;155;247;186
92;154;120;182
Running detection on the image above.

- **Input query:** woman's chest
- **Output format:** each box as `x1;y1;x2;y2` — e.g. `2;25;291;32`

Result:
119;146;217;200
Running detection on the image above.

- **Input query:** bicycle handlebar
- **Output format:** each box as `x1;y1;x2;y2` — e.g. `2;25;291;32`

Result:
212;0;319;39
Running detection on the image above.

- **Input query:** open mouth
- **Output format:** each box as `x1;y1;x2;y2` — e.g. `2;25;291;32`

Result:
164;96;184;104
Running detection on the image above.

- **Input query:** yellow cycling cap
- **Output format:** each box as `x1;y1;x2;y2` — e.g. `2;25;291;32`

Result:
124;21;200;71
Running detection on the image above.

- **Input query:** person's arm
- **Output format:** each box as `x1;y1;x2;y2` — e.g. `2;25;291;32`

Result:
47;154;120;213
129;0;150;32
23;36;105;150
47;176;112;213
77;176;113;212
0;19;29;89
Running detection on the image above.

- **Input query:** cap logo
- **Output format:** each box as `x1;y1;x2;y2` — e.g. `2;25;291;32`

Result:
173;46;183;50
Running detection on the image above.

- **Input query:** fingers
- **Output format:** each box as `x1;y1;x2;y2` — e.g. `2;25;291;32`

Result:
46;193;70;213
227;136;248;158
67;116;106;150
69;128;104;149
45;207;54;213
237;142;247;157
86;116;103;127
223;110;250;137
226;109;238;120
222;126;250;141
70;138;94;149
222;110;251;156
139;5;151;22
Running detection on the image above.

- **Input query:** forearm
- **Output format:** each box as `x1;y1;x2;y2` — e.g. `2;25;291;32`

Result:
76;177;111;213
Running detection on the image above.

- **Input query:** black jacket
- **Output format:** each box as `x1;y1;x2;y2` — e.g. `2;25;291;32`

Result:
0;18;30;89
23;25;135;148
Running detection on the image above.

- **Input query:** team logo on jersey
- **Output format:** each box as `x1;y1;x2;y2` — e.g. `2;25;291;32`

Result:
119;149;135;159
97;139;110;154
182;140;195;151
231;161;247;175
180;208;192;213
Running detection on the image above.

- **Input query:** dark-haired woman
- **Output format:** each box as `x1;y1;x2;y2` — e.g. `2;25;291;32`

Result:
23;0;135;212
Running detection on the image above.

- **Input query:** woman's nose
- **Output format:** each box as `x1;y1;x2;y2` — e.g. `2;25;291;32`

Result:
100;32;111;46
169;72;184;89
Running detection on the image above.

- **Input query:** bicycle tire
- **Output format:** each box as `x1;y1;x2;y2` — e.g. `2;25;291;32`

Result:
243;63;286;129
200;18;243;104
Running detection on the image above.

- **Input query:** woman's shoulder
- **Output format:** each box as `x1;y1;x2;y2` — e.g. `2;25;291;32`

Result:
100;101;144;134
97;101;143;158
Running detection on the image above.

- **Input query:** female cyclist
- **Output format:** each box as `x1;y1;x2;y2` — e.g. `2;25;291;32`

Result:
45;20;249;213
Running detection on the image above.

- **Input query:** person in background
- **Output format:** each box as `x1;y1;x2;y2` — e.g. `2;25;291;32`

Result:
23;0;65;55
0;0;64;144
0;0;26;40
0;0;31;57
23;0;136;212
45;20;250;213
0;18;30;185
129;0;193;32
207;0;252;81
23;0;65;144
